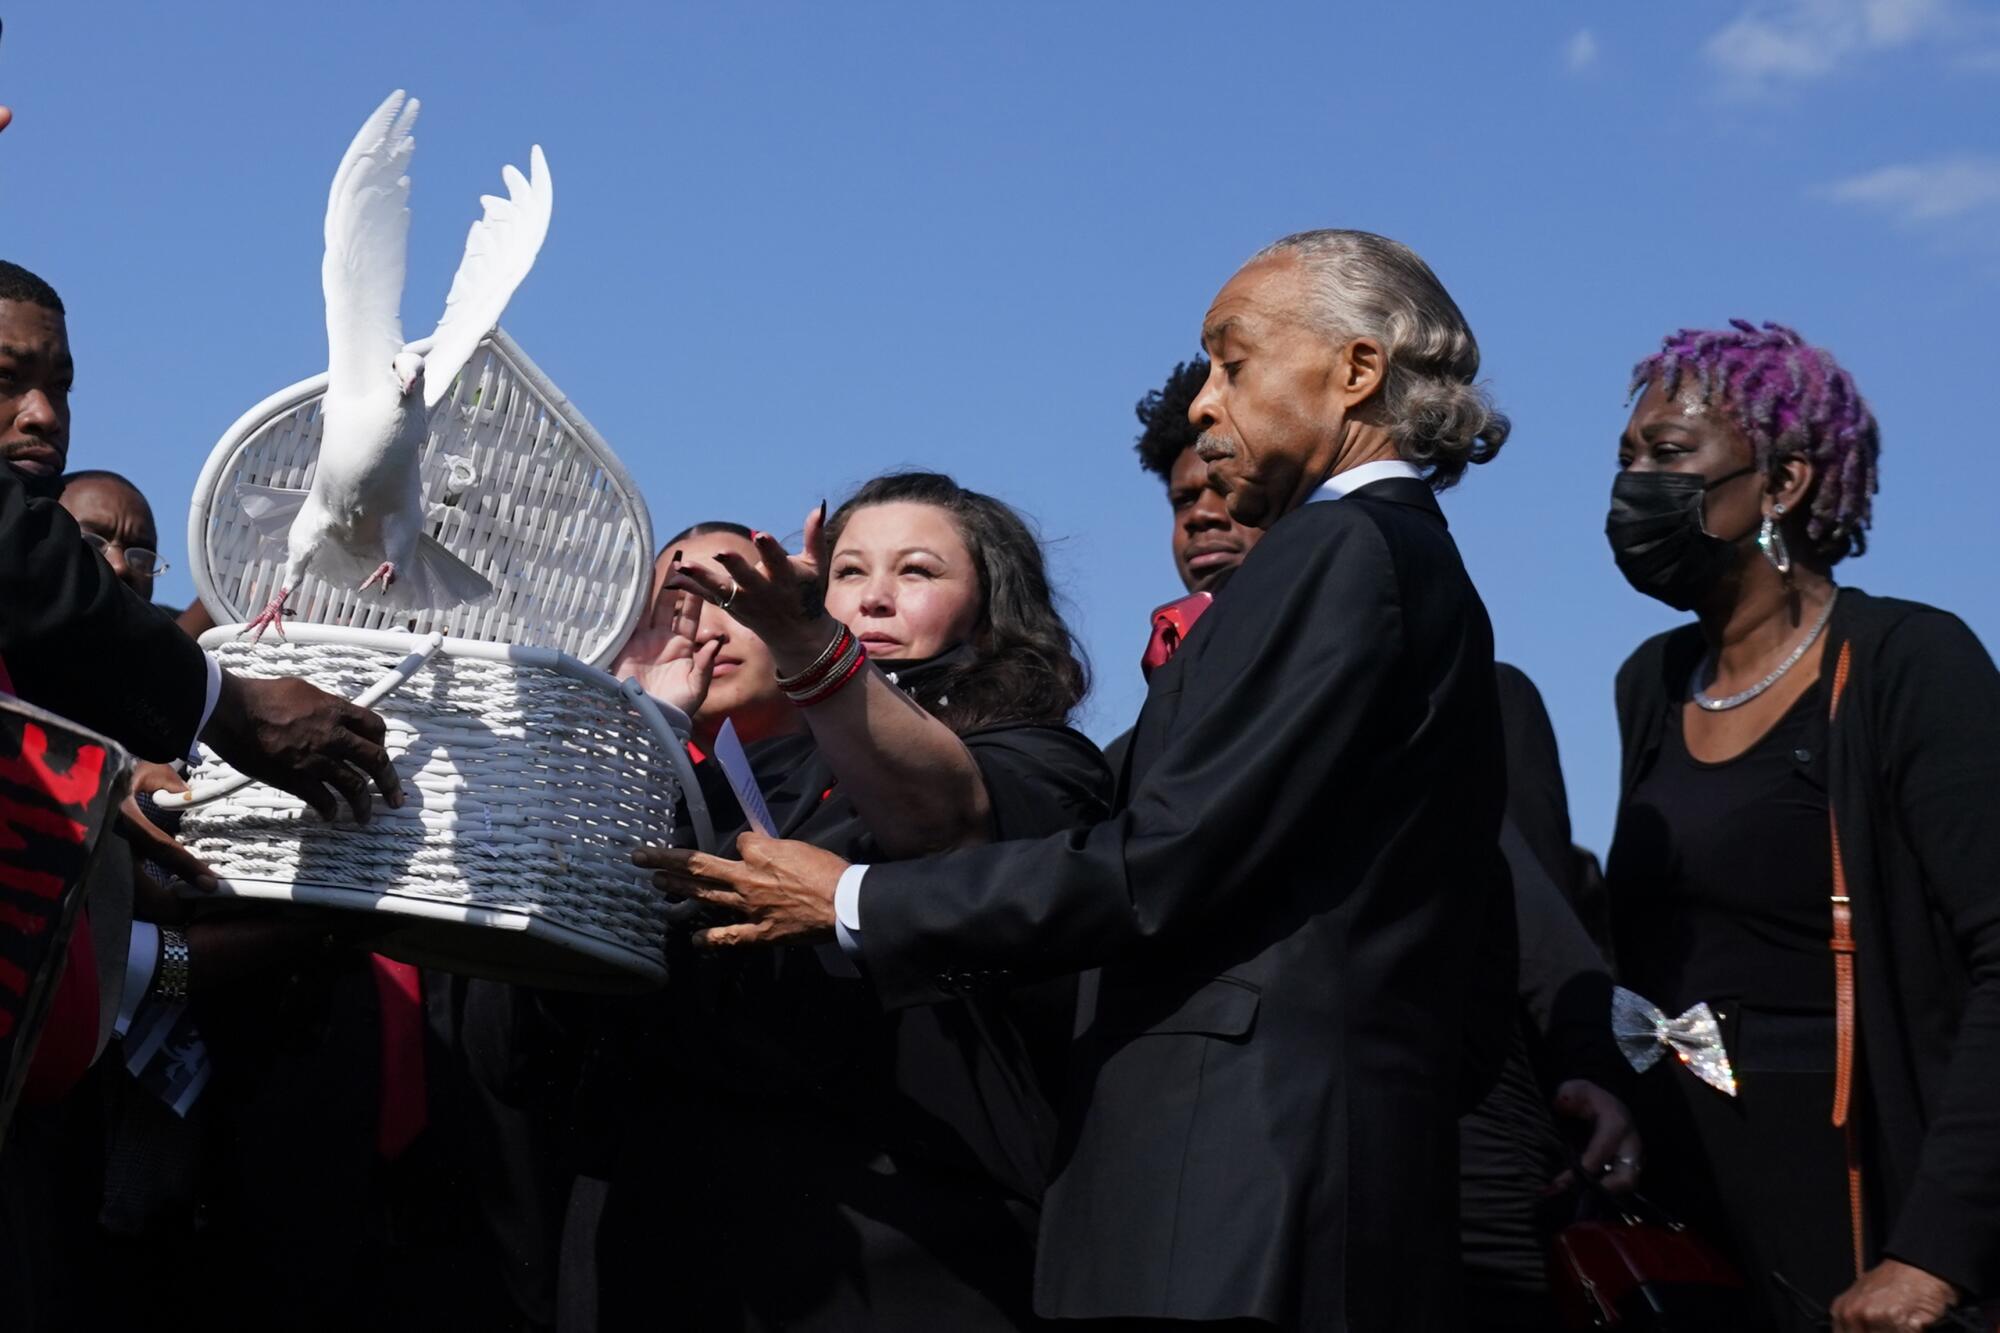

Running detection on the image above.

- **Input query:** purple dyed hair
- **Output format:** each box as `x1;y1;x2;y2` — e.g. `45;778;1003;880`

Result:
1631;319;1880;565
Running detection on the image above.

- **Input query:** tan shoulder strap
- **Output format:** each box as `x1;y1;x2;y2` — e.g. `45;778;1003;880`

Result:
1826;640;1864;1277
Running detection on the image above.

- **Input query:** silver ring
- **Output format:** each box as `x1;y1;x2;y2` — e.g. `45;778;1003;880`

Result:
719;580;738;610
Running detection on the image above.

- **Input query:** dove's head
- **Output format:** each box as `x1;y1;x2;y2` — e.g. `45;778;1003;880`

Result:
393;350;425;399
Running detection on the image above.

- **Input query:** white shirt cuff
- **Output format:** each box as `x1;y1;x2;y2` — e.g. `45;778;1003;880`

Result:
117;922;160;1038
833;863;869;960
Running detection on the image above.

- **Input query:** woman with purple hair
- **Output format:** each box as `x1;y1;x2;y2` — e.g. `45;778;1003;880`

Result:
1601;320;1999;1331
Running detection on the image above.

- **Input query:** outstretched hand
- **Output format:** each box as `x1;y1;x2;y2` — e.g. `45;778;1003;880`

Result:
117;760;218;895
613;556;721;716
666;503;832;668
201;673;404;822
635;831;850;948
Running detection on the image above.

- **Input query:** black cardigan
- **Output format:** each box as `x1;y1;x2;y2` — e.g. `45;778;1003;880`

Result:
1613;587;2000;1296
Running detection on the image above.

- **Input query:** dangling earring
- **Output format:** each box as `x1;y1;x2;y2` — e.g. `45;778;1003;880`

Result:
1758;501;1792;576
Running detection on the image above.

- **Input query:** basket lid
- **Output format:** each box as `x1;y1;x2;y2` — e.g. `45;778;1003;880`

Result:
187;329;653;668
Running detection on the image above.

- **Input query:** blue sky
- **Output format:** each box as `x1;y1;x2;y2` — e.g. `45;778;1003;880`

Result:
5;1;1996;853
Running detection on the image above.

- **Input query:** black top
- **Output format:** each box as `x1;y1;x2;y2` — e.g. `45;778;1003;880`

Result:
592;655;1112;1331
714;711;1111;1196
1614;589;2000;1296
855;478;1511;1329
1610;682;1833;1015
0;465;207;760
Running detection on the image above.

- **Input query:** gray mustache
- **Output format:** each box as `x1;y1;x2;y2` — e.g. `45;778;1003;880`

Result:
1194;431;1238;461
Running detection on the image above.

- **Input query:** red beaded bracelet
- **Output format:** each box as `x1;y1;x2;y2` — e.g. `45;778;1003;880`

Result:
776;624;853;694
790;637;868;707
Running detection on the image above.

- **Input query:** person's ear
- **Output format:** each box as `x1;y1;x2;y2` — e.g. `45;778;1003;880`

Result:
1771;454;1814;517
1335;336;1388;412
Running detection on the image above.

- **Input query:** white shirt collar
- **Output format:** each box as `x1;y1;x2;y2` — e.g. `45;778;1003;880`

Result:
1305;458;1424;505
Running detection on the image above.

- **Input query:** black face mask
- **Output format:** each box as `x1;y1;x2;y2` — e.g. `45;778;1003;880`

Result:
1605;466;1759;611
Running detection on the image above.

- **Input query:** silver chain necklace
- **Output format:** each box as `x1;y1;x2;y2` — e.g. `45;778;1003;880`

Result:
1691;588;1840;712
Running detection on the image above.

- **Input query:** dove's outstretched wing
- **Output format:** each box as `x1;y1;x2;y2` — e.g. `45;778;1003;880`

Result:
420;145;552;410
323;90;418;398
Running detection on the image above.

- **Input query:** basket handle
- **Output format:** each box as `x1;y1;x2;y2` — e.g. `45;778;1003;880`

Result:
621;677;717;853
156;632;448;810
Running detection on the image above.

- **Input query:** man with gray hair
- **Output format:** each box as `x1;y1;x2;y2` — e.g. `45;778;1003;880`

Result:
650;229;1514;1330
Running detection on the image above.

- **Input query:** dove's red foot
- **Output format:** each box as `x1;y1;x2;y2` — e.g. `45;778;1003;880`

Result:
358;562;397;593
243;589;291;641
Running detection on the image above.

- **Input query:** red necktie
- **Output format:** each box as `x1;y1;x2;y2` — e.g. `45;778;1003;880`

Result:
370;955;427;1159
1141;592;1214;680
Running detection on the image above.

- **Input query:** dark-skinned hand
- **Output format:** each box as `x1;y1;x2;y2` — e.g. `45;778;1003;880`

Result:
201;672;403;822
635;831;849;948
119;760;217;900
1546;1078;1643;1195
1830;1259;1959;1332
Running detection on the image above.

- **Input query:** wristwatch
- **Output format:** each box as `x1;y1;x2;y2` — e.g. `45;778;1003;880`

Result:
156;927;192;1002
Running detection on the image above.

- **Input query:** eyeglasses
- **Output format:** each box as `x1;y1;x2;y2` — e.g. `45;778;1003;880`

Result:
80;530;168;577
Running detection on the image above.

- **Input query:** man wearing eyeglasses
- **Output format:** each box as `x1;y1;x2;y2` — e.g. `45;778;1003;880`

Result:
58;470;166;601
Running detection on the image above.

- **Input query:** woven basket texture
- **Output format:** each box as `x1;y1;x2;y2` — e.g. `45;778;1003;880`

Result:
181;637;679;984
189;331;651;668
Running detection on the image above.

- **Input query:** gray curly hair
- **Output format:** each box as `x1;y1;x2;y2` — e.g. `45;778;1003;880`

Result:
1253;229;1508;490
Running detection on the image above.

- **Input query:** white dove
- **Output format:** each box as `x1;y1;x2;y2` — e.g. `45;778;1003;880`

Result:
239;89;553;638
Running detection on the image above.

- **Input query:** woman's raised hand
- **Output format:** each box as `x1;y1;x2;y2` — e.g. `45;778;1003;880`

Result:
667;503;834;671
613;559;722;717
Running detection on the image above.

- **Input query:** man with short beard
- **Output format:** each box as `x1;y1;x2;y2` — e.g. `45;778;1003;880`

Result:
654;230;1516;1330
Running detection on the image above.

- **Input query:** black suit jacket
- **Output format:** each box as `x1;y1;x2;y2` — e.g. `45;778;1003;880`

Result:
1;466;207;760
857;477;1509;1330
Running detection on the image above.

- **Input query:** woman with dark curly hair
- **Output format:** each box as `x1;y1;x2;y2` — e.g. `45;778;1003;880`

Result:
1603;321;2000;1332
587;473;1109;1331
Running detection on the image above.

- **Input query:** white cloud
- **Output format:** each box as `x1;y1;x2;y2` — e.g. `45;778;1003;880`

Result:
1821;155;2000;224
1704;0;1955;86
1565;29;1600;73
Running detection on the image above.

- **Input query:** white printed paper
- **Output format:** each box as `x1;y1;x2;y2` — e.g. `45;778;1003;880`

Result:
713;719;777;837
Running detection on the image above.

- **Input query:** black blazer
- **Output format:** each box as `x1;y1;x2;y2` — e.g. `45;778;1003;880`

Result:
0;467;207;760
856;477;1510;1330
1614;588;2000;1297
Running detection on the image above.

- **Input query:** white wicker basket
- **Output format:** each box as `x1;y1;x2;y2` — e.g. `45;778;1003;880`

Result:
164;625;714;993
187;328;651;668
